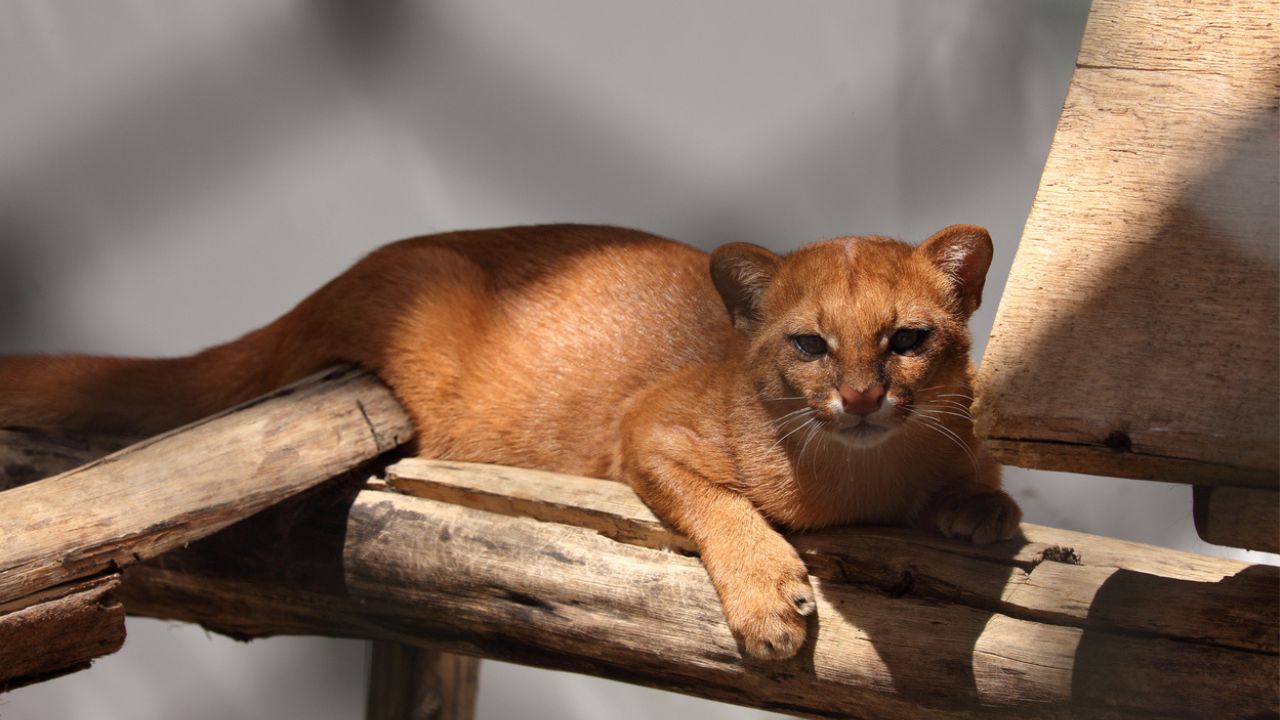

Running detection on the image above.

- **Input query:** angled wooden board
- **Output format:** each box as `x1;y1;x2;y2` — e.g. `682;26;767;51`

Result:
975;0;1280;490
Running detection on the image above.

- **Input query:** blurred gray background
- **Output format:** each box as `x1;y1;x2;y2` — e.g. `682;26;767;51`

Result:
2;2;1273;718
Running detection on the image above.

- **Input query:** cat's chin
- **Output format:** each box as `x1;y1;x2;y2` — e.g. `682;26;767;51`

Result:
828;422;894;449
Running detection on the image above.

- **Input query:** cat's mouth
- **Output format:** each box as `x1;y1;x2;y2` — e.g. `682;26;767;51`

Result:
830;419;892;448
837;421;887;437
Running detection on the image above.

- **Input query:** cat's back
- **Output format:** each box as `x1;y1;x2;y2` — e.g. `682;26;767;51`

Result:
358;225;739;476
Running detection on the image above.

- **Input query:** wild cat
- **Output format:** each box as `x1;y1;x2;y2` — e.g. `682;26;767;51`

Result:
0;223;1019;659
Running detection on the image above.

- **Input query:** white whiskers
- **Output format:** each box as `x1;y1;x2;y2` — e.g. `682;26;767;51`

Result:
906;401;980;478
772;408;818;450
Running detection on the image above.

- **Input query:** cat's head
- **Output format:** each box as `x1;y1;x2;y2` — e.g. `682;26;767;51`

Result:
710;225;991;449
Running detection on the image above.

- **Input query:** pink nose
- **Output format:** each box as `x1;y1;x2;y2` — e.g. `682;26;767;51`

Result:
839;383;885;416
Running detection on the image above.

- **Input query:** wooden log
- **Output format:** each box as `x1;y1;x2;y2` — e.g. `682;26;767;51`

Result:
0;365;412;607
0;366;412;687
388;460;1279;654
0;427;134;492
1194;485;1280;554
974;0;1279;495
366;641;479;720
112;460;1277;719
0;574;125;691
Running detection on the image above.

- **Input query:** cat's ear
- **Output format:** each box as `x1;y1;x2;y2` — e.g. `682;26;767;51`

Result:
710;243;780;333
919;224;992;318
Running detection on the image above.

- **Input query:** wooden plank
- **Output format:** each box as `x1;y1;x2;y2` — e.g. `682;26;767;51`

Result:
115;484;1277;719
4;426;1274;715
0;427;134;492
1194;485;1280;553
0;574;125;691
0;366;412;606
1076;0;1280;73
366;642;479;720
974;0;1280;488
388;459;1276;654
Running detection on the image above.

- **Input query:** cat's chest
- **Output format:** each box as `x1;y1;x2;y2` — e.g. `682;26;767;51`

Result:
743;442;940;530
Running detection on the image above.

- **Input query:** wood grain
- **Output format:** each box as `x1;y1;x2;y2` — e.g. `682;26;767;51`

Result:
974;0;1279;493
0;365;412;605
4;396;1274;715
0;574;125;691
389;460;1277;654
0;427;134;492
109;459;1276;718
366;642;479;720
1194;485;1280;553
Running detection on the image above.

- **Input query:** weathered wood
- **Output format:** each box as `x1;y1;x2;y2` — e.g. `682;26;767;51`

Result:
0;574;125;691
0;366;412;609
974;0;1279;494
0;429;137;689
4;411;1274;716
110;460;1276;719
0;427;134;492
1194;485;1280;553
366;641;479;720
388;459;1278;654
0;364;412;695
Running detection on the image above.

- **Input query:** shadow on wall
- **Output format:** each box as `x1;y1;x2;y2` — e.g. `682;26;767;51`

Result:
0;7;391;355
0;211;53;350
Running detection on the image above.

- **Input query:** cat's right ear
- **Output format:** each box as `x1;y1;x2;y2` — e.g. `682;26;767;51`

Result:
710;243;780;333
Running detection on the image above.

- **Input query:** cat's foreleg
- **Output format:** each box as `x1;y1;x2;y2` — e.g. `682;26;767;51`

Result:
621;428;815;660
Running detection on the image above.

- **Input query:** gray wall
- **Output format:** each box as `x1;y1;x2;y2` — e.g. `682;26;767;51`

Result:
3;2;1270;718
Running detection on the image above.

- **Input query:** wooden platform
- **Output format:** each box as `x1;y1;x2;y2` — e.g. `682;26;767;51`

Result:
973;0;1279;551
2;369;1276;717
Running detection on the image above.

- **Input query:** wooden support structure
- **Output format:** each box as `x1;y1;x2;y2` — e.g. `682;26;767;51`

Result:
973;0;1280;552
2;376;1276;716
366;641;480;720
90;463;1280;717
0;367;414;690
0;575;124;690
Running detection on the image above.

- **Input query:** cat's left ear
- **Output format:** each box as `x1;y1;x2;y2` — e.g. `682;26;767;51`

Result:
919;224;993;318
710;243;780;333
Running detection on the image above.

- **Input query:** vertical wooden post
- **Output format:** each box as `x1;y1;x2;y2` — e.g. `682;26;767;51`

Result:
366;641;480;720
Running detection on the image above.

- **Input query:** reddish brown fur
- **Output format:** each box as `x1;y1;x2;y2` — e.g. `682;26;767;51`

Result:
0;223;1019;660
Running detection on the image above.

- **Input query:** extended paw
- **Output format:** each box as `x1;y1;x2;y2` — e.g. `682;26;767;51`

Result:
721;554;815;660
935;489;1022;544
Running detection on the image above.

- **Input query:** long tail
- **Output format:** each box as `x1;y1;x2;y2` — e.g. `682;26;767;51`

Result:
0;259;385;437
0;231;478;438
0;321;319;437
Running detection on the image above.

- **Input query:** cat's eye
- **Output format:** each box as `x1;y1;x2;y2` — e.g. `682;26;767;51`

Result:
889;328;928;354
791;334;828;358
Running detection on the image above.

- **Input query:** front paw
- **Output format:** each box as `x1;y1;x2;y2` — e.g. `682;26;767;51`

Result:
935;489;1022;544
719;552;816;660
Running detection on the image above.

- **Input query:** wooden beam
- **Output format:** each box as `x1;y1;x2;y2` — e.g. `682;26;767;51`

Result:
1194;485;1280;554
0;366;412;687
974;0;1279;493
0;574;125;692
111;460;1276;719
4;400;1275;716
366;641;479;720
0;366;411;606
0;427;134;493
387;460;1278;654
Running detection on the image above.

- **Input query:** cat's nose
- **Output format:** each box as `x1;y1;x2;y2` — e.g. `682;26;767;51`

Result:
839;383;885;416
